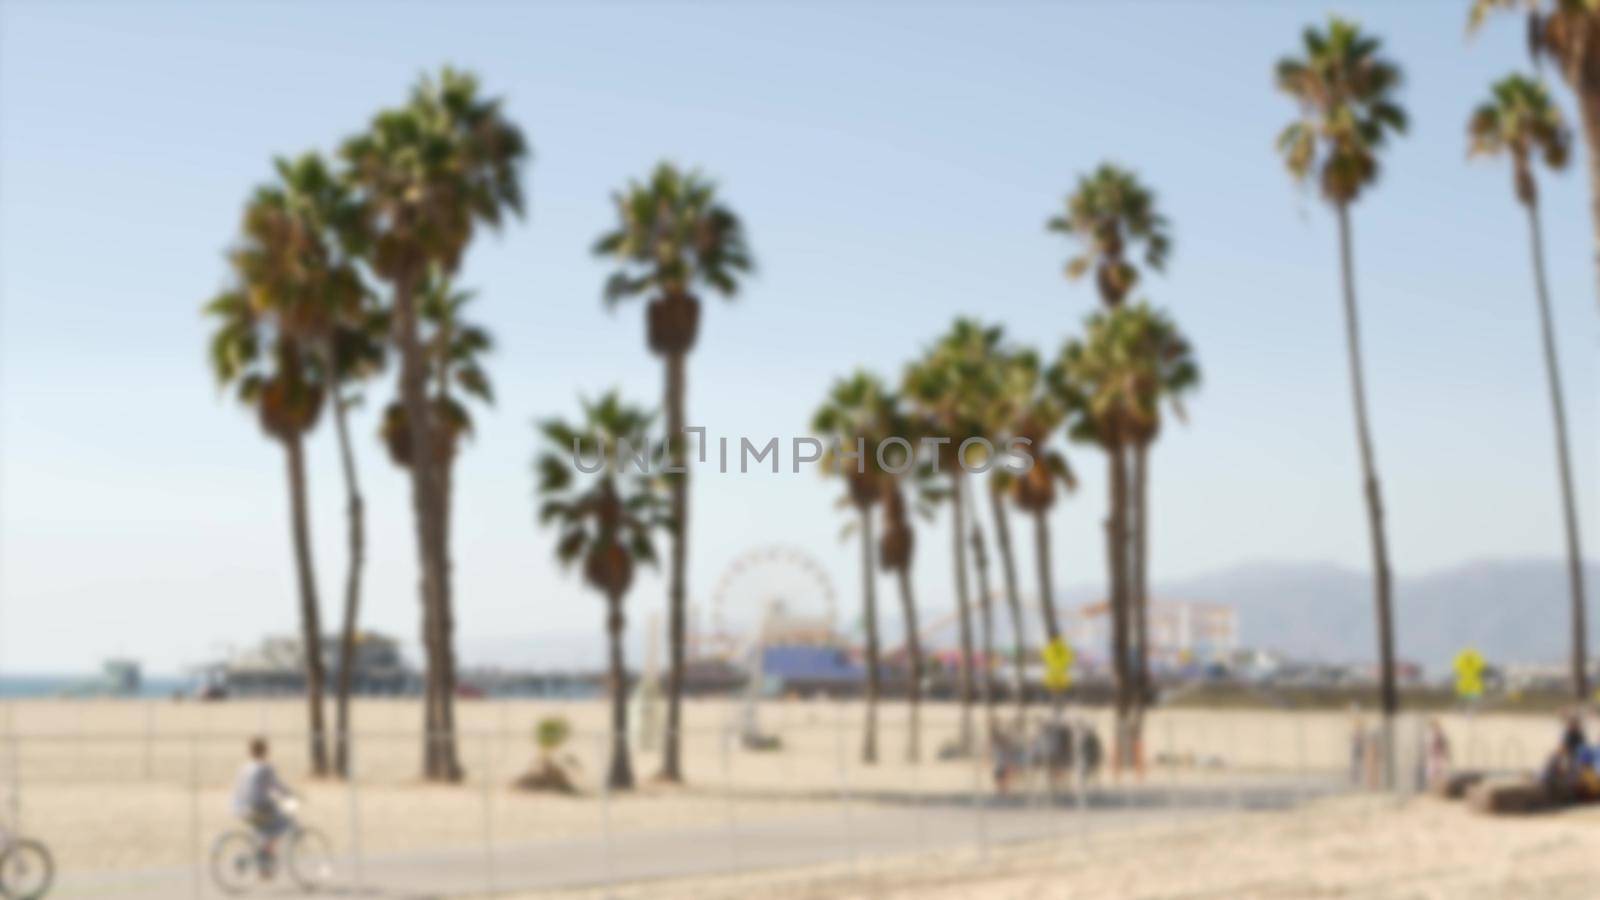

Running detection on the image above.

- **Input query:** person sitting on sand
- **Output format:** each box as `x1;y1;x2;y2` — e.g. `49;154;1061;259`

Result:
1540;713;1589;800
231;737;296;874
1562;714;1585;758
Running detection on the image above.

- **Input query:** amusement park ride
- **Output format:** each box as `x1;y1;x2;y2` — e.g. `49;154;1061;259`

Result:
703;546;839;745
701;545;839;659
625;544;1238;744
628;545;844;746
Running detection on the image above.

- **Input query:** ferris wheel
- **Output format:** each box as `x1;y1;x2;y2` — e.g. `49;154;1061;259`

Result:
701;545;838;659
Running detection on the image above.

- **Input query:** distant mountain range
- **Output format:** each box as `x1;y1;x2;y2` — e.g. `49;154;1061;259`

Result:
1127;558;1600;673
459;558;1599;677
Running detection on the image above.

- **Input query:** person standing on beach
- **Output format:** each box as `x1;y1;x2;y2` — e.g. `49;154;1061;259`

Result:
1347;706;1366;785
1423;720;1451;790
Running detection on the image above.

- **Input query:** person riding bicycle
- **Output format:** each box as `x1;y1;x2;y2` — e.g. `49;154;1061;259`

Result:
230;737;295;874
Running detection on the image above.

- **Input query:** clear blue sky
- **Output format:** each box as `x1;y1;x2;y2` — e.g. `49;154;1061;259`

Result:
1;1;1594;673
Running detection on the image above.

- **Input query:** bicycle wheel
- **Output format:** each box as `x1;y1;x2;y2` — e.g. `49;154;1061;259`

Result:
287;827;336;891
0;839;55;900
209;831;260;895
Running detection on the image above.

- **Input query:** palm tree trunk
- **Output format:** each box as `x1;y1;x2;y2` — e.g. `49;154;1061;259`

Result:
1031;509;1063;647
391;270;449;780
1580;90;1600;313
1130;442;1151;724
1526;197;1590;699
606;592;634;790
660;350;689;782
421;588;440;777
283;432;329;776
950;474;977;754
1106;444;1133;770
1335;203;1398;785
860;504;880;764
969;526;1000;745
987;488;1030;725
433;457;462;780
426;331;463;781
327;380;365;780
1031;507;1064;722
896;568;923;763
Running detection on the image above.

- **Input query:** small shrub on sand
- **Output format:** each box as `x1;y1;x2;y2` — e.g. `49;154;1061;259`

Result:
513;716;582;794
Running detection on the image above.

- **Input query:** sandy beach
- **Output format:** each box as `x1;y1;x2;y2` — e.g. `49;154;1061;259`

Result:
516;795;1600;900
0;697;1591;897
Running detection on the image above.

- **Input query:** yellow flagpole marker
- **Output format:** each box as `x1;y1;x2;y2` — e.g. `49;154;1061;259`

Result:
1042;638;1074;693
1453;647;1485;701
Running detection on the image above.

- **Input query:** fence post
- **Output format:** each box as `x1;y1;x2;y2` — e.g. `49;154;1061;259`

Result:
598;730;616;897
833;698;859;876
1466;713;1484;775
720;721;741;871
1037;711;1060;857
143;700;155;781
3;701;19;833
481;728;497;895
1160;713;1174;813
970;728;989;862
908;713;927;856
1295;712;1309;801
189;733;201;900
347;726;364;894
1229;715;1245;814
1073;715;1089;850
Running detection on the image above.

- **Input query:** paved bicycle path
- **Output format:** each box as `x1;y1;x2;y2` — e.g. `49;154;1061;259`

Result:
50;777;1340;899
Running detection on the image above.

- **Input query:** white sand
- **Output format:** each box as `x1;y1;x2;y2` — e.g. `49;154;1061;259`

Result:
0;698;1586;896
517;795;1600;899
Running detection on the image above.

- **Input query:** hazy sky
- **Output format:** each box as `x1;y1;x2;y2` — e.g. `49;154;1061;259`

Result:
1;1;1595;674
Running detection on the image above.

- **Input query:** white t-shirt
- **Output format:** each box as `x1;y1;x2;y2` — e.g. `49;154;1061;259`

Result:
231;760;288;817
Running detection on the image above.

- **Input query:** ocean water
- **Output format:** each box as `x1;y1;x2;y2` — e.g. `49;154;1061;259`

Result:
0;674;192;699
0;675;596;700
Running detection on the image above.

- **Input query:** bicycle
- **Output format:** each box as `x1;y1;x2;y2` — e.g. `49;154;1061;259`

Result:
209;798;336;895
0;829;53;900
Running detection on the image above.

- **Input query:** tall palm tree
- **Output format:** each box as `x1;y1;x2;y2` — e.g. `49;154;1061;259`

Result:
378;274;494;750
902;318;1011;752
325;309;386;778
878;473;934;762
594;162;753;783
980;348;1030;717
1472;0;1600;308
235;151;385;780
812;371;896;764
342;67;528;780
205;291;330;775
223;153;384;777
903;320;1007;754
981;471;1030;725
1047;164;1170;749
989;349;1076;724
1059;308;1148;767
391;280;494;678
1048;163;1171;310
536;393;671;790
1119;308;1200;712
1469;74;1590;698
968;525;1001;743
1275;17;1408;776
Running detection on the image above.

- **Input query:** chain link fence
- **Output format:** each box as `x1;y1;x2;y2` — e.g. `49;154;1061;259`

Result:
0;698;1541;898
